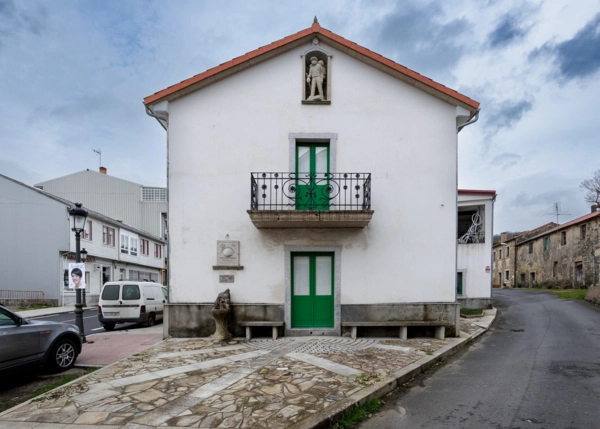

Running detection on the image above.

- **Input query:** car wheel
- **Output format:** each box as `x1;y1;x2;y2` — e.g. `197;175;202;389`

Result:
48;338;77;372
147;313;156;327
103;323;116;331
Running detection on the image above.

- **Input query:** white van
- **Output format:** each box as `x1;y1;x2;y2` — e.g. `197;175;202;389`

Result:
98;281;168;331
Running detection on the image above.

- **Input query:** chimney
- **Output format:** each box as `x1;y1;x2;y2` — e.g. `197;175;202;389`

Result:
99;166;107;175
592;204;598;213
501;232;508;242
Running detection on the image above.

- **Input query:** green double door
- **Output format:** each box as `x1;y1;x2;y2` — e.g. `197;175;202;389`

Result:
296;143;330;210
291;253;334;328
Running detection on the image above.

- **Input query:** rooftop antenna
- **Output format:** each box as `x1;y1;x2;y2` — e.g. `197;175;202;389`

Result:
547;202;570;224
92;149;102;168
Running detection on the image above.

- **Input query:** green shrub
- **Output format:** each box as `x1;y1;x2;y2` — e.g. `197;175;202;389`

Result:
332;397;383;428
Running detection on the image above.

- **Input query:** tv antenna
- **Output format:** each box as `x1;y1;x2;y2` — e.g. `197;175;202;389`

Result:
547;202;570;224
92;149;102;168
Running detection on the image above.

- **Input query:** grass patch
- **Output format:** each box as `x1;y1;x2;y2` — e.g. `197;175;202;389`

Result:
545;289;588;300
30;374;81;402
8;303;58;312
0;367;100;412
355;373;382;386
31;367;101;402
331;397;383;428
525;288;588;300
460;309;484;316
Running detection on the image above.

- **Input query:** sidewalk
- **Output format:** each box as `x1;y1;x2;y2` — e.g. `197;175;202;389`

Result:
17;305;166;366
0;309;496;428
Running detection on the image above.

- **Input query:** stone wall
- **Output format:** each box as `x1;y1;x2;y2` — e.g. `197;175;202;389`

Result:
585;286;600;305
515;217;599;288
458;297;493;310
164;302;460;338
165;303;284;338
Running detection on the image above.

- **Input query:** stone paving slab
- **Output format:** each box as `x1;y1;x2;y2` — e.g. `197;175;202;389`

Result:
0;312;495;428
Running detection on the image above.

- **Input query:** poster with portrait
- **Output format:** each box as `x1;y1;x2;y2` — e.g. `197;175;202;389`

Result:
68;263;86;289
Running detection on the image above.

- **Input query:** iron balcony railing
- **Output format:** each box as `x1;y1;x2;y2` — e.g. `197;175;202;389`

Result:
251;172;371;211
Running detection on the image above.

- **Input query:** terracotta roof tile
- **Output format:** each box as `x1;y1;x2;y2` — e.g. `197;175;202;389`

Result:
517;212;600;243
144;23;479;110
458;189;497;196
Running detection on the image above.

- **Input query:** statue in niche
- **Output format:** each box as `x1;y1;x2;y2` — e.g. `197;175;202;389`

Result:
306;56;326;101
210;288;232;339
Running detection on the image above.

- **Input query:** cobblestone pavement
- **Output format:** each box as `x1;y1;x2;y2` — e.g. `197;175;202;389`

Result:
0;311;495;428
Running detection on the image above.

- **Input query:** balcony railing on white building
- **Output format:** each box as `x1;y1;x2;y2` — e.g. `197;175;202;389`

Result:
250;172;371;211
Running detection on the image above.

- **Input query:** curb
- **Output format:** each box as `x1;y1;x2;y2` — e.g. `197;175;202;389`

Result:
289;327;489;429
0;313;495;427
0;335;169;420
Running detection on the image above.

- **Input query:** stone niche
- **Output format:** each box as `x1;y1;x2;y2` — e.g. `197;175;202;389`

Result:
302;43;331;104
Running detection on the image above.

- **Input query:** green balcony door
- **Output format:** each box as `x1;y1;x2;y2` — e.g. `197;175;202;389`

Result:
296;143;330;210
291;253;334;328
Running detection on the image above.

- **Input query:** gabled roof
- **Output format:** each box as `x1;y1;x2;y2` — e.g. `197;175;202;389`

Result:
1;173;165;242
144;20;479;112
519;211;600;244
35;169;144;189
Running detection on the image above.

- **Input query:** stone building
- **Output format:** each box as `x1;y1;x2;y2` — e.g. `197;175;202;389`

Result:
492;223;558;288
514;209;600;288
492;233;517;288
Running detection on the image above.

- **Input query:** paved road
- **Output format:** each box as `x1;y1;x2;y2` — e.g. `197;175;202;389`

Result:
28;308;150;337
359;289;600;429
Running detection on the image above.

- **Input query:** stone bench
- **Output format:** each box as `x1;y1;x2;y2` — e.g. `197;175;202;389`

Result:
239;321;284;340
341;321;449;340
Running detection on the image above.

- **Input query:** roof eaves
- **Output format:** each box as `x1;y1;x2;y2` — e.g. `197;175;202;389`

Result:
0;174;165;242
518;212;600;244
315;26;479;110
458;189;497;196
144;22;479;110
144;26;316;105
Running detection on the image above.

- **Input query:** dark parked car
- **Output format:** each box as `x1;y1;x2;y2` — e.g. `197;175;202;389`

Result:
0;305;82;374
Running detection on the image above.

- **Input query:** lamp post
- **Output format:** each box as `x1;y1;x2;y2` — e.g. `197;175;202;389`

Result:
69;203;88;342
80;248;88;306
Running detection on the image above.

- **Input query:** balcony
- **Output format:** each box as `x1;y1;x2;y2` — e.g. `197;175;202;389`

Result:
248;172;374;228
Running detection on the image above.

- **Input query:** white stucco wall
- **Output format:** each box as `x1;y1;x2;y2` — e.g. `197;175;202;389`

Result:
1;176;70;304
457;194;495;299
163;41;461;306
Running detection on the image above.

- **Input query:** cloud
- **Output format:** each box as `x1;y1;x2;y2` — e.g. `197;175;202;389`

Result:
0;0;47;47
529;13;600;82
374;3;470;80
484;99;533;136
554;13;600;80
487;13;529;48
489;153;521;170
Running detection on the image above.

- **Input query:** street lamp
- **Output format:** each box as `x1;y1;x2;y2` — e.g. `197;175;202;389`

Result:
69;203;88;342
80;248;88;306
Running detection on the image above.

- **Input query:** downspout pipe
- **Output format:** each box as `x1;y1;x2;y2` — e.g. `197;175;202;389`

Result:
457;108;480;133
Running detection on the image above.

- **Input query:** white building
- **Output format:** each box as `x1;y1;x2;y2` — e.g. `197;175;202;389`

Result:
0;174;166;307
457;189;496;309
35;167;168;240
144;21;481;338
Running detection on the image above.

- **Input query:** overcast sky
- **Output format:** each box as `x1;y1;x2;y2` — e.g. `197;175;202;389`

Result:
1;0;599;233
